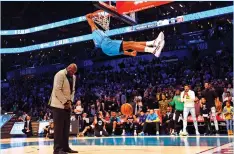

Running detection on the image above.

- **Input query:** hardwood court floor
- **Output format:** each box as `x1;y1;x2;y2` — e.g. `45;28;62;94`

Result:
1;136;234;154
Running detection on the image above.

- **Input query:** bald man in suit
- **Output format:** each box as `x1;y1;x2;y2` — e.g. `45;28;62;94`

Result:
50;63;78;154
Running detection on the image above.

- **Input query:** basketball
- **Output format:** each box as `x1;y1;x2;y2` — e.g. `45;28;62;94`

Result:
121;103;133;116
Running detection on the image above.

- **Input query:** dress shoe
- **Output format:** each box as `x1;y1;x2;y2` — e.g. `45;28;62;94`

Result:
54;151;67;154
64;149;78;153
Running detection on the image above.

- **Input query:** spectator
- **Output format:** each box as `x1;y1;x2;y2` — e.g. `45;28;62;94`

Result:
74;100;83;120
197;91;203;99
22;115;33;137
78;113;92;137
39;111;44;121
169;89;184;135
43;122;52;137
180;85;200;136
147;96;158;110
223;97;234;107
227;84;233;96
104;97;118;113
194;97;201;117
104;112;110;122
106;111;121;135
133;97;143;115
202;82;219;134
18;112;27;122
42;115;49;121
95;99;105;113
80;113;89;130
162;107;174;135
223;101;233;135
122;114;137;136
222;88;228;102
159;93;170;116
118;91;126;106
46;122;55;139
139;109;159;135
223;91;231;102
93;112;108;137
89;104;96;117
200;97;212;135
137;111;147;134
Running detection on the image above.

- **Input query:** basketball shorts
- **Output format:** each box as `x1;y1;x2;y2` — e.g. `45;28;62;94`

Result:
101;37;123;56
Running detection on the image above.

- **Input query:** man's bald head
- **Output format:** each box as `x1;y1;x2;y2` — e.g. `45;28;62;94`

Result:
67;63;77;76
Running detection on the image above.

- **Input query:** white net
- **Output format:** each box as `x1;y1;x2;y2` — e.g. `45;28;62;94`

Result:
93;11;110;31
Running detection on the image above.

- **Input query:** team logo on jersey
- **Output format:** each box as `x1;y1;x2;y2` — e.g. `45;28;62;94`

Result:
98;121;103;125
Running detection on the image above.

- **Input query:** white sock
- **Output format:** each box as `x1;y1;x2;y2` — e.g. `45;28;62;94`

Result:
112;129;115;132
146;40;155;46
194;121;199;132
144;47;155;53
183;121;187;133
214;120;219;131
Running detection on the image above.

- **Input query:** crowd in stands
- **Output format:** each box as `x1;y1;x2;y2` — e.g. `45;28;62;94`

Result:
1;48;233;137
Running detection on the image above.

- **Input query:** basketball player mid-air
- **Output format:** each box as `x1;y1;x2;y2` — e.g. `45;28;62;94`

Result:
86;13;165;57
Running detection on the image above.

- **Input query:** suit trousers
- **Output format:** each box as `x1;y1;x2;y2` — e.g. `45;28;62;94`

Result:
174;110;183;133
52;107;71;152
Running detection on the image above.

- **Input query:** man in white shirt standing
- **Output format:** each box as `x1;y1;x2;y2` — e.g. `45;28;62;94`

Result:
180;85;200;136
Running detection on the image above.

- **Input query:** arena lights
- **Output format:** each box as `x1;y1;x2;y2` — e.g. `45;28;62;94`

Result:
0;16;87;35
0;6;233;54
1;1;171;35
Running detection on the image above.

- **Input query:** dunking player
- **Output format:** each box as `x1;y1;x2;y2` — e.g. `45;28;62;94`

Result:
86;13;165;57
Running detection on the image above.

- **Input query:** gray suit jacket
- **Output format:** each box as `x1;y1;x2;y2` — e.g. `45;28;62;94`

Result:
50;69;76;109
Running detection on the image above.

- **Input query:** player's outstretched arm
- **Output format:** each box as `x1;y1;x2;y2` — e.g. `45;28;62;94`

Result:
86;13;98;32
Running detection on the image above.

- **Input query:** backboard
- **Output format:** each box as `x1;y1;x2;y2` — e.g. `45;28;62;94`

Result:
93;1;137;26
93;1;173;27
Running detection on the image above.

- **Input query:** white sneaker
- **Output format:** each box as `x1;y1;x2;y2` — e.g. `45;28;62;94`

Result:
179;130;183;134
171;129;174;134
196;131;200;135
156;131;159;135
153;40;165;57
180;131;188;136
153;32;164;47
121;131;125;136
172;132;178;136
134;132;137;136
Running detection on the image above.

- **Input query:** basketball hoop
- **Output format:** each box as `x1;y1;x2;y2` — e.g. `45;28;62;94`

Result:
92;1;137;29
93;11;110;31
